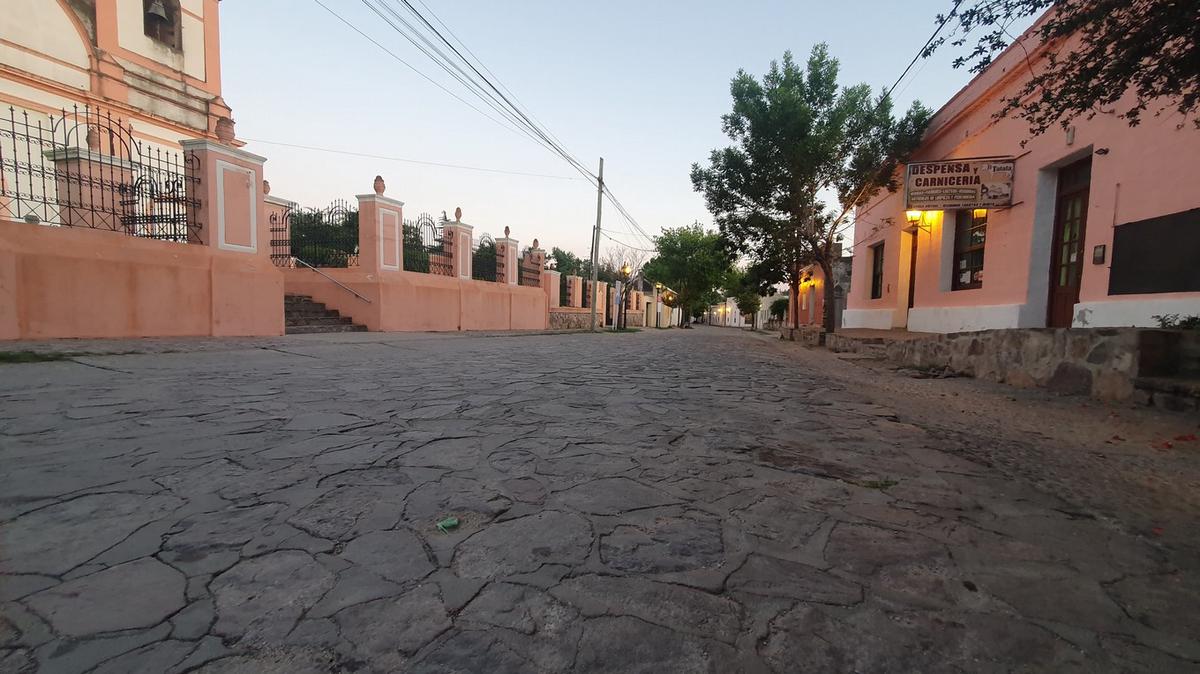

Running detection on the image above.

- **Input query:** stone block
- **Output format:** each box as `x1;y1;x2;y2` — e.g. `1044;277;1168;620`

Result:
1092;369;1135;401
1047;363;1094;395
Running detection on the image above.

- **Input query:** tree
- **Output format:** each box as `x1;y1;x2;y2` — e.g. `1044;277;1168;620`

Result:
290;207;360;268
692;44;931;333
548;247;585;276
930;0;1200;135
723;266;770;330
642;224;732;327
770;297;790;323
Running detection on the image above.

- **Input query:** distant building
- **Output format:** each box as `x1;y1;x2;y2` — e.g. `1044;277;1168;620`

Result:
845;10;1200;333
788;255;852;329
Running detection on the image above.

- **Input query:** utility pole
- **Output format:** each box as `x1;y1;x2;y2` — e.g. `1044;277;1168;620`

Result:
589;157;604;332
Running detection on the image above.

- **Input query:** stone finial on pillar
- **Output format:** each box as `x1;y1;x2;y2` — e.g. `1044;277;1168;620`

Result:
373;175;386;195
455;206;462;222
215;117;236;144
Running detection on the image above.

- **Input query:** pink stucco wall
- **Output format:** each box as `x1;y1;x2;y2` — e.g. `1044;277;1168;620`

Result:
282;268;548;333
0;220;282;340
848;19;1200;331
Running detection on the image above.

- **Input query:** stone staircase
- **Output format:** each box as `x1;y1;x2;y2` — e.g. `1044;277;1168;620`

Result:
284;295;367;335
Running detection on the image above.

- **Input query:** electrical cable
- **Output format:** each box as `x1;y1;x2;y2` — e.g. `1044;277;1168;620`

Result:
239;137;586;180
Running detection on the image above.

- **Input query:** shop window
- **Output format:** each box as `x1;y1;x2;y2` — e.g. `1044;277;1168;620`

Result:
144;0;182;50
952;208;987;290
870;242;885;299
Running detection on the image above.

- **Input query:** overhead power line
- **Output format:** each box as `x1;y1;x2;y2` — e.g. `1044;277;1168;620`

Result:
311;0;529;141
239;137;585;180
833;0;966;242
314;0;657;253
600;229;656;253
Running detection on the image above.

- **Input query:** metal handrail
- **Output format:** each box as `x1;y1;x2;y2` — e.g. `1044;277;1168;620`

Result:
292;257;372;303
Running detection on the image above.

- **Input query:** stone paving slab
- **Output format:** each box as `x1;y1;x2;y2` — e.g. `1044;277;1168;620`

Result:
0;329;1197;672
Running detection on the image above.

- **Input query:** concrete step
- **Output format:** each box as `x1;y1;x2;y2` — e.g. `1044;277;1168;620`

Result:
286;316;352;327
285;308;343;320
286;324;368;335
283;294;366;333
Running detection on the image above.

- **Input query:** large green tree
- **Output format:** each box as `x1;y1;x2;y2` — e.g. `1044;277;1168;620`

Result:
692;44;931;333
930;0;1200;135
642;224;732;327
723;265;774;330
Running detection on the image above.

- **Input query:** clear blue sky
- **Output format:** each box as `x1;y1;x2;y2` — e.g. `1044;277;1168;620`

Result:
221;0;978;259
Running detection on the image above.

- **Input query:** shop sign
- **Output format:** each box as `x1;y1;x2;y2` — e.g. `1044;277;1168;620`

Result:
905;158;1015;210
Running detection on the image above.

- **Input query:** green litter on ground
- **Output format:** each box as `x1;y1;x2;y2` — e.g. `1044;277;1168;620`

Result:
436;516;460;533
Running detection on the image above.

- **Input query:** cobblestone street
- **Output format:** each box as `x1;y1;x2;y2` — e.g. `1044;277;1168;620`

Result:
1;328;1198;673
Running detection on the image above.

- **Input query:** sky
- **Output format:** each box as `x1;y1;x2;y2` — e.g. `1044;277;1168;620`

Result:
221;0;981;260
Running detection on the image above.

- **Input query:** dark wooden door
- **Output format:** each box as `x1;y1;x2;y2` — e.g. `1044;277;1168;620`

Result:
907;231;918;310
1047;159;1092;328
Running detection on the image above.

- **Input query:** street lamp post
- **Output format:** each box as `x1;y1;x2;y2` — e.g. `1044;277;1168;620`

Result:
619;262;632;330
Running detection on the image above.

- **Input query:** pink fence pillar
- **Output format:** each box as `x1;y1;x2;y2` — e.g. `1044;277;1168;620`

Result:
442;207;473;279
179;139;282;336
181;139;268;254
543;270;561;307
495;226;519;285
566;275;582;307
356;175;404;275
521;241;545;287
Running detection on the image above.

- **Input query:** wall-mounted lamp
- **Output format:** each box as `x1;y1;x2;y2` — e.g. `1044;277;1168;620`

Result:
905;209;932;233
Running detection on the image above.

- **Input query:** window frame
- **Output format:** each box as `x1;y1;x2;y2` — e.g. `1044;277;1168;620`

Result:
952;208;987;291
869;242;885;299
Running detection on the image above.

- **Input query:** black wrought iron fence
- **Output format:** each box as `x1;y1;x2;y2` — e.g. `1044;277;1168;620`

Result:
0;105;200;242
472;233;497;282
282;199;359;267
581;281;591;309
403;212;451;274
559;273;570;306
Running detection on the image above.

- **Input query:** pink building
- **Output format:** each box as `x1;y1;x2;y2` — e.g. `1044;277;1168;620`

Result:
845;15;1200;333
787;255;851;330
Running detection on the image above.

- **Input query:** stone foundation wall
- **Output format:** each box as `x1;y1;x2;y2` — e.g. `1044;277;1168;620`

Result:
548;308;593;330
781;326;824;346
625;312;645;328
885;328;1144;400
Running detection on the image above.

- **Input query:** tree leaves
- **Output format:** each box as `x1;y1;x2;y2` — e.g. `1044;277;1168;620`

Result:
933;0;1200;134
642;225;732;324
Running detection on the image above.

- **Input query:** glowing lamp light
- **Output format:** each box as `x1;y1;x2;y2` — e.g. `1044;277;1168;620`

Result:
973;208;988;219
905;210;923;226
